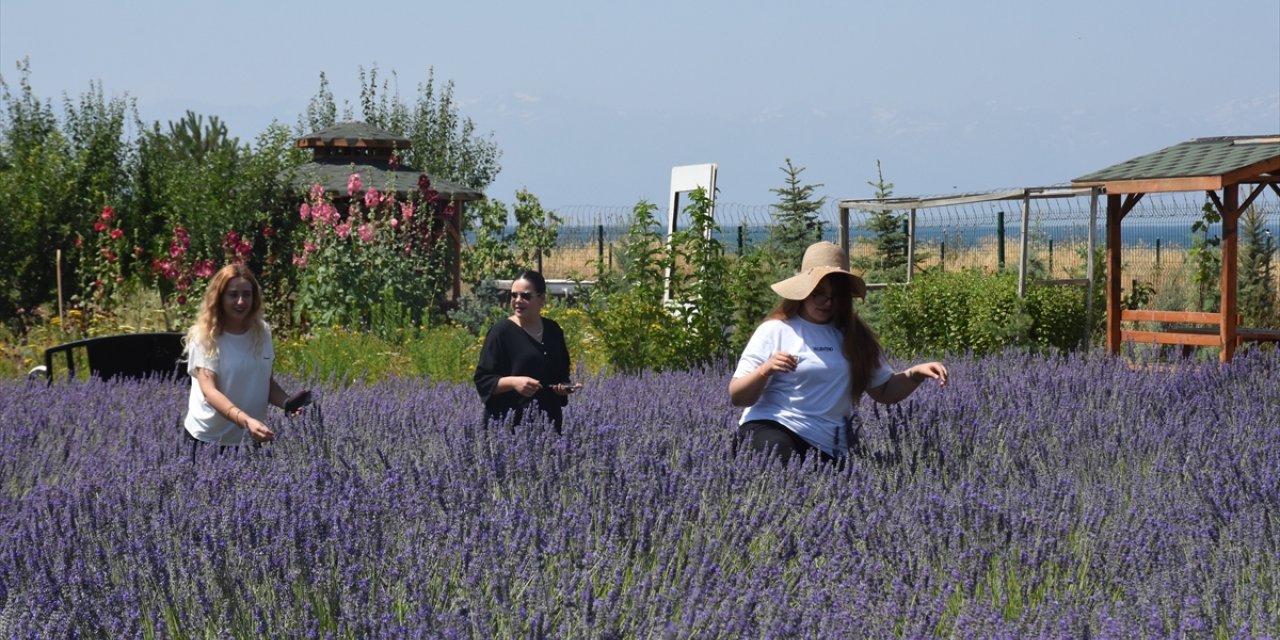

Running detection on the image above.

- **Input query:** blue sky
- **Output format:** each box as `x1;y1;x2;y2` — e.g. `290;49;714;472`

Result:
3;0;1278;215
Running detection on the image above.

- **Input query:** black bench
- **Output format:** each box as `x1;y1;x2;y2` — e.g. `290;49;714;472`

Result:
42;332;186;383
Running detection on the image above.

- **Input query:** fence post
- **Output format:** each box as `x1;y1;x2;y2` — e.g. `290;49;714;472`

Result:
839;206;850;256
1155;238;1161;269
906;209;916;284
597;224;605;265
940;241;946;269
738;224;745;255
1048;238;1054;277
997;210;1006;272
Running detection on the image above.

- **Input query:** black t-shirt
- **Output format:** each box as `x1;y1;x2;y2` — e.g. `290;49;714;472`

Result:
473;317;571;426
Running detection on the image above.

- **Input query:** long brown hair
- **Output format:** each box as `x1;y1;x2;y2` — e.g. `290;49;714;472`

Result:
765;274;883;396
184;264;267;360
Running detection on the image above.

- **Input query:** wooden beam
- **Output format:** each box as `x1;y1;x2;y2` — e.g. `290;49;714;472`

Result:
1222;156;1280;188
1122;330;1221;347
1089;176;1225;194
1220;185;1239;362
1119;193;1144;218
1205;190;1225;217
1106;194;1124;355
1120;310;1223;324
1238;182;1268;212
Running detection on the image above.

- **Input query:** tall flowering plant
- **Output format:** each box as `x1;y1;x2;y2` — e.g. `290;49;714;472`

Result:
293;173;453;329
70;205;131;324
150;225;262;327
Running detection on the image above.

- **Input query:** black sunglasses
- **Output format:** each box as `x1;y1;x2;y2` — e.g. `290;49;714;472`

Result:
510;291;541;301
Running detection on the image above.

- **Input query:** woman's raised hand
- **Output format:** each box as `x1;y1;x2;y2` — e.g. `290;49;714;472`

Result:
759;352;799;378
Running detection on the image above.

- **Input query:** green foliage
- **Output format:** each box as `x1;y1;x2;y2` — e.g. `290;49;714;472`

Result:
274;325;481;384
853;160;908;282
0;60;133;323
461;198;519;286
880;270;1086;356
586;191;737;372
767;158;825;271
511;189;562;271
1239;206;1277;328
1189;199;1222;311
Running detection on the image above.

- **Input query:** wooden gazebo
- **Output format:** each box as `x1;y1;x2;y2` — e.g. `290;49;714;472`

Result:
288;121;485;301
1072;135;1280;361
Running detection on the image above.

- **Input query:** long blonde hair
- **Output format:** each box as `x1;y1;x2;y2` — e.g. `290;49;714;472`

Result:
765;273;883;396
184;264;267;361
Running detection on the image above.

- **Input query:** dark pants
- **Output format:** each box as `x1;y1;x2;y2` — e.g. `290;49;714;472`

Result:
184;429;260;462
736;419;836;466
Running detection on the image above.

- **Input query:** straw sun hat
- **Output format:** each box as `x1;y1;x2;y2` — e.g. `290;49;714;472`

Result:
770;241;868;300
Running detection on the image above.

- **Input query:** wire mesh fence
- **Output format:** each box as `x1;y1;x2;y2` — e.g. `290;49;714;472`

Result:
529;193;1280;295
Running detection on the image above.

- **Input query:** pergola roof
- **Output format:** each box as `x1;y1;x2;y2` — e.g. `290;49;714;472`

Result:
839;185;1092;211
1073;135;1280;194
287;161;485;201
285;121;485;201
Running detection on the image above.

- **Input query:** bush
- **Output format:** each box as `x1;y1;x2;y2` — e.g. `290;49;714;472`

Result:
880;270;1087;357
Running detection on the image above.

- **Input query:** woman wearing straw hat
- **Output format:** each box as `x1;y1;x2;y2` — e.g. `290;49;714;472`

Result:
729;241;947;464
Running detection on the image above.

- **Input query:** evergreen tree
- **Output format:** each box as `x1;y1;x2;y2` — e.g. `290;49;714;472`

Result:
1239;205;1277;327
767;158;825;271
852;160;907;282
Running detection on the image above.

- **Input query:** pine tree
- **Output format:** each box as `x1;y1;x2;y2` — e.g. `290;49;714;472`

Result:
1239;205;1277;327
853;160;907;282
767;158;826;270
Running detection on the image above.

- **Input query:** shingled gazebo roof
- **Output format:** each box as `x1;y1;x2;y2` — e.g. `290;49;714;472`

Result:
287;122;484;201
1074;135;1280;194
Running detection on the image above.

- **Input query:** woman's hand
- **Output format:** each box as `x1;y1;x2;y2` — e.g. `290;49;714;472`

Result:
758;352;799;378
243;416;275;443
906;362;948;386
512;376;542;397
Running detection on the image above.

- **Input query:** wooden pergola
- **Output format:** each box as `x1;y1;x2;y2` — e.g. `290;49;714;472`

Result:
1072;135;1280;361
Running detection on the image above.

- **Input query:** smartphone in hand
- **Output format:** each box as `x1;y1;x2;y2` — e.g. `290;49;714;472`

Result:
284;390;313;414
556;382;584;394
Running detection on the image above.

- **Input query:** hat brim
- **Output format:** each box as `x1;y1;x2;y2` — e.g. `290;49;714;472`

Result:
771;267;867;301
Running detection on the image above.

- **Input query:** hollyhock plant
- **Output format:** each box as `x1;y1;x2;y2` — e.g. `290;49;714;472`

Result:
293;174;456;328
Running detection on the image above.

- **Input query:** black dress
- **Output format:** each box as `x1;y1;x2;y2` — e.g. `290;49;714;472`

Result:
473;317;571;429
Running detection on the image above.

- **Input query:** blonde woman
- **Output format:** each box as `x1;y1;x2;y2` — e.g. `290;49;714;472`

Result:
729;242;948;464
183;264;298;453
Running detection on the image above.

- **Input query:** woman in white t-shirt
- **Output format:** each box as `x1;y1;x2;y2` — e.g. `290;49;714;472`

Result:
183;264;297;453
729;241;948;464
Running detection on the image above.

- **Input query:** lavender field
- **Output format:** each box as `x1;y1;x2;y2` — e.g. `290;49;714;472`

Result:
2;350;1279;638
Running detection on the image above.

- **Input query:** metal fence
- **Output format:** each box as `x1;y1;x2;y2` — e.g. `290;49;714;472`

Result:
534;193;1280;295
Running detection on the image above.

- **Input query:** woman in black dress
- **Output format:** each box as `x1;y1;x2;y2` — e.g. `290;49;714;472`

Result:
473;271;576;430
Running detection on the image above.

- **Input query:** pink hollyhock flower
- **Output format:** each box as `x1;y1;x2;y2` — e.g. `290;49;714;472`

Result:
173;226;190;247
100;206;114;222
357;223;375;243
237;240;252;257
310;183;325;202
400;201;414;221
94;221;108;233
303;241;317;254
417;175;430;192
109;229;124;240
335;222;352;239
193;260;215;277
75;236;84;249
347;173;362;196
223;231;240;250
292;253;308;269
443;203;457;219
169;242;185;259
101;248;116;262
176;295;187;305
262;225;274;238
364;187;381;209
300;203;312;222
389;217;399;229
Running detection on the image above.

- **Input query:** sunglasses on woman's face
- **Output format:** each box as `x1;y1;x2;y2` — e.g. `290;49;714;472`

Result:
510;291;540;301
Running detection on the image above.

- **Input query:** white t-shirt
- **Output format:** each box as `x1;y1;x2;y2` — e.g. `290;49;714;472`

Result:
184;324;274;446
734;317;893;456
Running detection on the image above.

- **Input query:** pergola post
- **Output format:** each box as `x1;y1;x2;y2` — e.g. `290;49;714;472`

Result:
1106;194;1124;355
1220;185;1239;362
